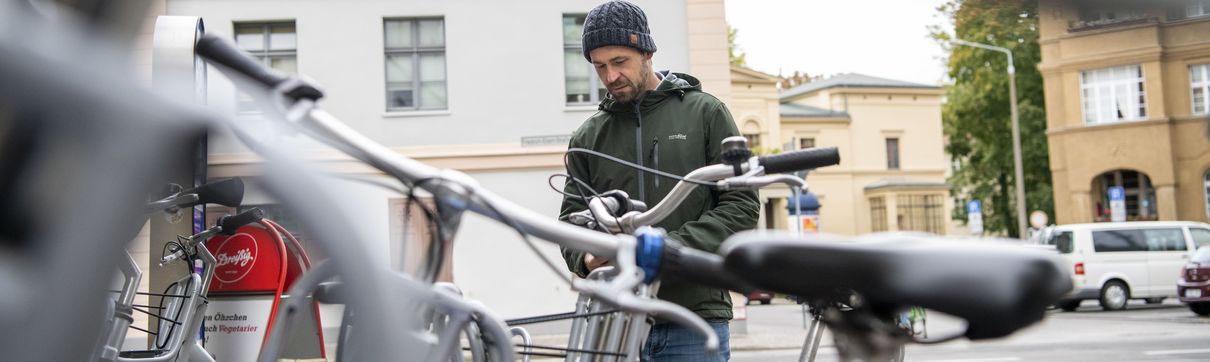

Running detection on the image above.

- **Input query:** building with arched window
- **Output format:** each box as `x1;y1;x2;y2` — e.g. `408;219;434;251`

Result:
1040;1;1210;224
730;67;958;235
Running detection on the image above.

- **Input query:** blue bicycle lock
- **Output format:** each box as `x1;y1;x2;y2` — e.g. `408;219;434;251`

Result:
634;226;665;284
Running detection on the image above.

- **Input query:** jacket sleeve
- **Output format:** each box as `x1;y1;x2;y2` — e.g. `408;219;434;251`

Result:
558;133;592;278
667;101;760;253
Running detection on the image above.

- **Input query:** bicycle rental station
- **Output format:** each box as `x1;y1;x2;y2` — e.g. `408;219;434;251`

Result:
0;5;1077;362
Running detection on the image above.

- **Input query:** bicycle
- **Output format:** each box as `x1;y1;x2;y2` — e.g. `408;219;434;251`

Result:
0;4;1074;360
93;178;245;362
195;27;1073;361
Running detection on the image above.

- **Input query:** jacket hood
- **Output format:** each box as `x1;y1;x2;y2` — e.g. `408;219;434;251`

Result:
599;71;702;113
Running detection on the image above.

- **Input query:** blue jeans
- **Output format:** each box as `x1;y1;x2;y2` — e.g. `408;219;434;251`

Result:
641;319;730;362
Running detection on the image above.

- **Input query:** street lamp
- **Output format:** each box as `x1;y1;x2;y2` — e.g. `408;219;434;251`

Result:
951;39;1027;239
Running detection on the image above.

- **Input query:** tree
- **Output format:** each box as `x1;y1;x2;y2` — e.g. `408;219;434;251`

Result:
931;0;1052;238
728;25;747;67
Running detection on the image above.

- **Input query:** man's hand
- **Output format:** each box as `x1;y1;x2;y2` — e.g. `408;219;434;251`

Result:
584;253;612;272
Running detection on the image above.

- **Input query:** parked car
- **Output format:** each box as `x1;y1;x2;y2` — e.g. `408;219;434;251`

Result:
1045;221;1210;311
1178;246;1210;316
746;290;773;305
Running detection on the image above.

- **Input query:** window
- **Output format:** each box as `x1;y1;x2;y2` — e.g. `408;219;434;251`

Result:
1192;64;1209;115
869;196;887;232
234;22;297;113
1091;229;1148;252
1072;7;1146;29
799;137;816;150
743;133;762;148
388;198;450;281
564;15;606;105
1204;169;1210;218
1081;65;1146;124
1051;231;1074;254
1143;228;1186;251
1092;169;1156;221
384;18;447;111
1189;1;1210;18
886;138;900;170
1191;228;1210;249
895;194;945;234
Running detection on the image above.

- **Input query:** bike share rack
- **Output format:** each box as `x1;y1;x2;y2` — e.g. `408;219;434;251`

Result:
151;16;324;360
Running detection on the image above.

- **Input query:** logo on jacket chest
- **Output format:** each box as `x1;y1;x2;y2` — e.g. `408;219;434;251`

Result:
667;133;688;141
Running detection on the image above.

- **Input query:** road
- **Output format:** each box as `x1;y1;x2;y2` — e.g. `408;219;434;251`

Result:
734;298;1210;362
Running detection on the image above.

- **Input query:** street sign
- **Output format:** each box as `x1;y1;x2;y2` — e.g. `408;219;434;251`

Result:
1029;210;1049;229
1109;186;1126;222
967;200;983;235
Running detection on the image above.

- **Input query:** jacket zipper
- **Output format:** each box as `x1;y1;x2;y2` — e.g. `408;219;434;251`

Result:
635;103;645;202
650;137;660;189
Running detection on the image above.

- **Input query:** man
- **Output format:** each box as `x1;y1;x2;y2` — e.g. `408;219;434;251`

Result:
558;1;760;361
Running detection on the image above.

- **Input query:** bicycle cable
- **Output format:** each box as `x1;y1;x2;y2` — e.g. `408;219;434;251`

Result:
560;152;622;234
564;148;720;188
474;192;574;288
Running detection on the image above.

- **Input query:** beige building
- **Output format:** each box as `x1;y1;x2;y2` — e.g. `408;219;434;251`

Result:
1038;1;1210;224
730;67;959;235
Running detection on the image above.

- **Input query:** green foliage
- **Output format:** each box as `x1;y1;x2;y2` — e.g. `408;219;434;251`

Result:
931;0;1052;238
728;25;747;67
750;146;782;156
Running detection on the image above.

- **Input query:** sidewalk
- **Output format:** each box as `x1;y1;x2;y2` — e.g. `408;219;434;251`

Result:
523;316;829;352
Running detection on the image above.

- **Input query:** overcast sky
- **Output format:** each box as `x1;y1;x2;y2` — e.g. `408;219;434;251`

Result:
724;0;953;86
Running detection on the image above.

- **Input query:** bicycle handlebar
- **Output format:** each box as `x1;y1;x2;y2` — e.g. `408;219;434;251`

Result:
188;177;245;208
660;240;756;293
218;208;264;235
195;33;323;101
758;146;840;174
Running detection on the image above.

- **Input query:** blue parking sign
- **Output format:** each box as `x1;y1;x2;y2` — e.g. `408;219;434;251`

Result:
1108;186;1124;201
967;200;982;215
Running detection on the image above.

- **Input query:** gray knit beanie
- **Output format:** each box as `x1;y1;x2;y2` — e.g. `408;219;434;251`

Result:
582;0;657;61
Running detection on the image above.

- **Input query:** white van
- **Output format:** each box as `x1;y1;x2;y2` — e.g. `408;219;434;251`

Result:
1045;221;1210;311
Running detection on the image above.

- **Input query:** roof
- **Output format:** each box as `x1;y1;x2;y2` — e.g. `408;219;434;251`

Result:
863;178;949;191
780;103;849;118
780;73;939;101
730;66;780;84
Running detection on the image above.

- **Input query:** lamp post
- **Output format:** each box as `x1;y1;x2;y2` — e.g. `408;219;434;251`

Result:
951;39;1027;239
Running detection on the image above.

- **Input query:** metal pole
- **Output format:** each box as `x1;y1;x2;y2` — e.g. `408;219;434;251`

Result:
951;39;1028;238
1008;64;1027;239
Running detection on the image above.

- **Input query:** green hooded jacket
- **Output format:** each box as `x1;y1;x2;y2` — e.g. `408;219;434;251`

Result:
559;71;760;321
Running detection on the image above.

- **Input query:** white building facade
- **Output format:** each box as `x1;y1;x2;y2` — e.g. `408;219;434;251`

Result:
141;0;731;319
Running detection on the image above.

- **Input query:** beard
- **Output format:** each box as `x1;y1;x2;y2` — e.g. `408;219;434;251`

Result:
607;62;653;104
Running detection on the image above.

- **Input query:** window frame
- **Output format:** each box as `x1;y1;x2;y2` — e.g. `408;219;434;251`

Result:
1202;169;1210;219
1193;227;1210;249
869;196;887;232
1091;229;1149;253
1192;64;1210;115
1189;1;1210;18
563;14;606;106
894;194;944;234
886;138;900;170
1080;64;1147;124
799;137;816;150
383;17;448;112
233;21;298;114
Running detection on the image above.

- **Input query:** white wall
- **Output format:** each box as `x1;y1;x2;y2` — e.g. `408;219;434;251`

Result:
170;0;689;152
168;0;691;319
